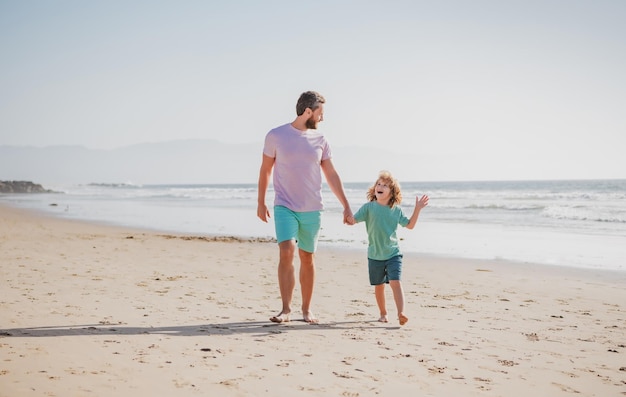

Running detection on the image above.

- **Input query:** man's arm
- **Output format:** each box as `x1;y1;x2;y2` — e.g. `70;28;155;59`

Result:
321;158;353;223
257;154;275;222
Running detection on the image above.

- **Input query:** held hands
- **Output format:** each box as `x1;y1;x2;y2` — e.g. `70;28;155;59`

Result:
343;208;356;225
416;194;429;209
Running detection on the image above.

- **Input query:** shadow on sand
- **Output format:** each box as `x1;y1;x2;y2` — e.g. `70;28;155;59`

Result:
0;319;401;338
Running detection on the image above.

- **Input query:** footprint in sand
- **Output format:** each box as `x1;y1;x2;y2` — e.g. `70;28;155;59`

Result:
524;332;539;341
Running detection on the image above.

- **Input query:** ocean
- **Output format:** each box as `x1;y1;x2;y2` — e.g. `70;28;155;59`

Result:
2;179;625;272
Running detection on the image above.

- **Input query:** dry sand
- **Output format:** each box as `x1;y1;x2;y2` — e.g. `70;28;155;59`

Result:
1;204;625;396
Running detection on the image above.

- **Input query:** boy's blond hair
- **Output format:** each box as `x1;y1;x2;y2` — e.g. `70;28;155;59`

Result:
366;170;403;208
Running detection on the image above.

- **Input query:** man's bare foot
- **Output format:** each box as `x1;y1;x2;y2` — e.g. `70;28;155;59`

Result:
303;311;319;324
270;312;290;323
399;313;408;326
378;315;389;323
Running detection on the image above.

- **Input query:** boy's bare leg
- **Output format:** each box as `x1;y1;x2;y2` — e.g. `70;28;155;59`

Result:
299;249;318;323
390;280;407;325
270;240;296;323
374;284;388;322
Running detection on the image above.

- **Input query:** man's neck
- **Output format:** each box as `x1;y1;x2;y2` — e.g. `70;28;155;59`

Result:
291;116;308;131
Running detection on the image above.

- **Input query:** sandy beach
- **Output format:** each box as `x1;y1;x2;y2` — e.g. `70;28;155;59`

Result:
1;204;625;396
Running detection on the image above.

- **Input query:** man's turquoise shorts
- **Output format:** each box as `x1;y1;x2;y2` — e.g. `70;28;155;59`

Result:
274;205;322;253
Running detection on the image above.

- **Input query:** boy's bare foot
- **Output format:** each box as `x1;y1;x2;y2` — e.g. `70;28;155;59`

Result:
270;312;290;323
303;311;319;324
378;315;389;323
399;313;408;326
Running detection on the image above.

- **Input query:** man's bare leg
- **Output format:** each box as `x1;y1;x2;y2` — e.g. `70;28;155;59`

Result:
270;240;296;323
299;249;318;323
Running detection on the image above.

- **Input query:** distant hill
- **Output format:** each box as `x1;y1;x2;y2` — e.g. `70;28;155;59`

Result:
0;140;418;185
0;180;55;193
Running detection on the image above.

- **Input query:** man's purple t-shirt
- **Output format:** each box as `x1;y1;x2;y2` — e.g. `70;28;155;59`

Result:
263;123;332;212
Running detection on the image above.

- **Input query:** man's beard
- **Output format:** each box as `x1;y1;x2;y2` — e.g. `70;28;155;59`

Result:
305;116;318;129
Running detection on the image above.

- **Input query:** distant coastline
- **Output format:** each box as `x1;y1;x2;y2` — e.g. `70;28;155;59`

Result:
0;181;54;194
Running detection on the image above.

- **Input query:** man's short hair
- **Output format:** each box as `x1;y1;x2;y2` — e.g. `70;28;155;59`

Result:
296;91;325;116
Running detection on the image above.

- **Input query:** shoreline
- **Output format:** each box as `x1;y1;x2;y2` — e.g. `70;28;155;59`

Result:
4;188;626;273
1;203;625;396
5;200;625;275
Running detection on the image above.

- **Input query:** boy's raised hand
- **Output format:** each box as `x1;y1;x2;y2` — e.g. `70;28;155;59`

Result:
416;194;429;209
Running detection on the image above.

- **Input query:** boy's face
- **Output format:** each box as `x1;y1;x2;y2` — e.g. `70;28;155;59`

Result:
375;179;391;202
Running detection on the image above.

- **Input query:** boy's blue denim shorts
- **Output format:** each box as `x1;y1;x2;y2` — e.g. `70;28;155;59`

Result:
368;255;403;285
274;205;322;253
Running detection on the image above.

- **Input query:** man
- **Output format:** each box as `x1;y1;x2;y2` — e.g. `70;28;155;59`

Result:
257;91;353;324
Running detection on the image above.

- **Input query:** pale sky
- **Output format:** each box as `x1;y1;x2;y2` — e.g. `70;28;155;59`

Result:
1;1;625;181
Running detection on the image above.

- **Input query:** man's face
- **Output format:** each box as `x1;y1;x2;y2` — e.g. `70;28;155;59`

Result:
305;105;324;129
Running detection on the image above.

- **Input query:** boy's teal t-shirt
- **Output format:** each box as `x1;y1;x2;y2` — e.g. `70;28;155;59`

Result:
353;201;410;260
